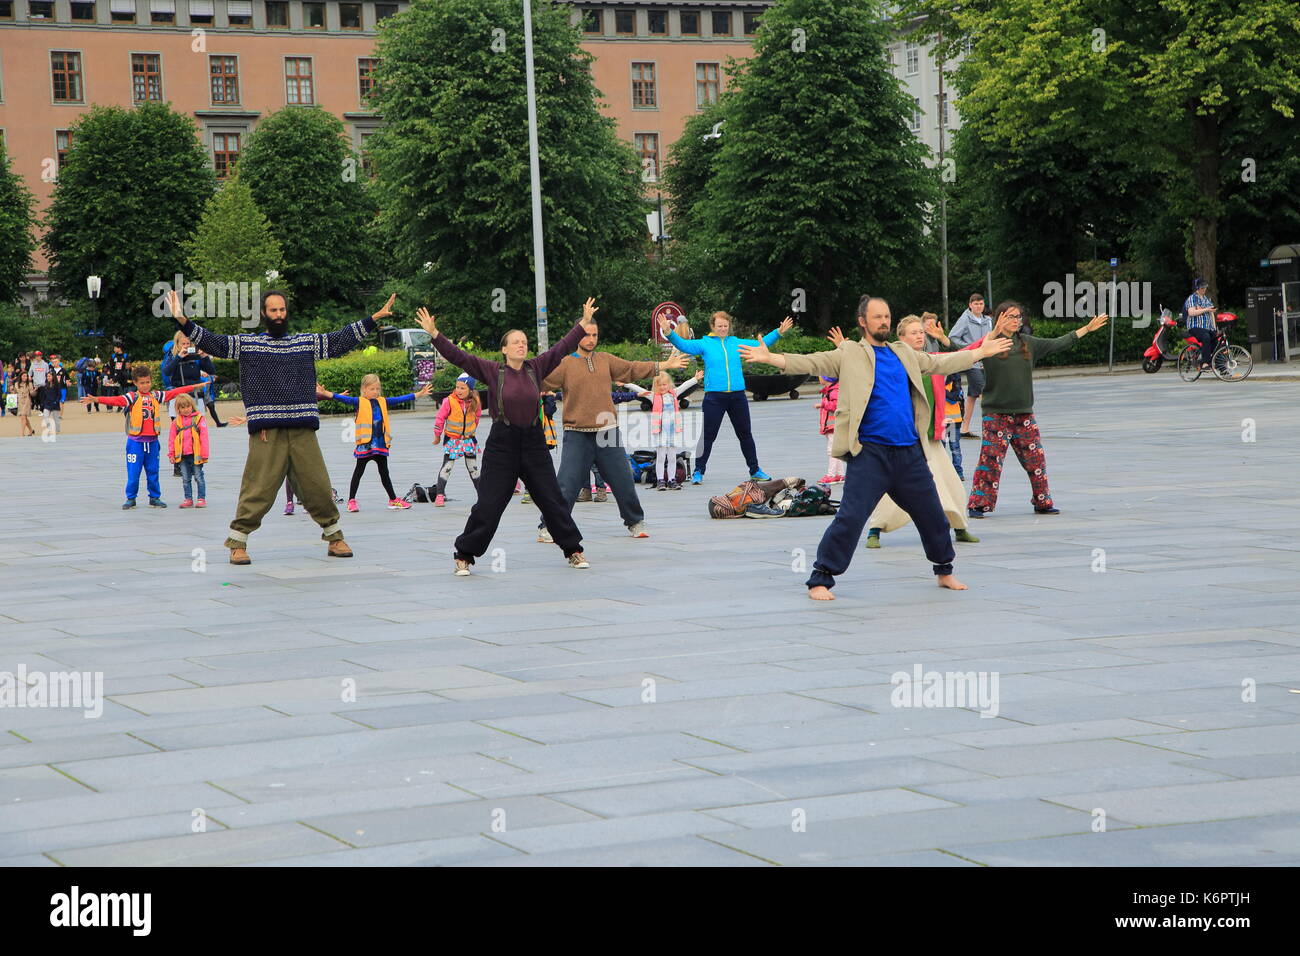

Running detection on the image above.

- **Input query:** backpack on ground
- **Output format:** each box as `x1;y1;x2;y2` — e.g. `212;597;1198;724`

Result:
403;483;429;504
782;483;839;517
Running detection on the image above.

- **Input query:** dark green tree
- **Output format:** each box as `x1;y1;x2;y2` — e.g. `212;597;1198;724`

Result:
662;105;726;244
692;0;936;330
0;141;36;306
366;0;646;345
42;103;215;351
236;106;380;314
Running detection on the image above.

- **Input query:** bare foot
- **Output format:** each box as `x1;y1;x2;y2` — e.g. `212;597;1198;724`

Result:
937;574;968;590
808;586;835;601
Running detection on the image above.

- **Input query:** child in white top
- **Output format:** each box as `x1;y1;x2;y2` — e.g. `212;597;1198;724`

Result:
625;371;697;490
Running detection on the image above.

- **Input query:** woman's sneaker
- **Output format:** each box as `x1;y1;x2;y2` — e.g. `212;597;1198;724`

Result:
347;499;359;512
668;480;681;490
196;499;206;508
284;501;294;516
628;522;649;538
388;498;412;510
657;480;668;491
454;559;471;576
180;499;194;509
691;470;704;485
955;528;980;542
821;474;837;484
568;552;590;569
537;527;553;543
865;529;882;548
434;494;446;507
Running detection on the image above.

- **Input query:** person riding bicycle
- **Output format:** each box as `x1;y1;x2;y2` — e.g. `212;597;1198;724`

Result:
1181;278;1219;370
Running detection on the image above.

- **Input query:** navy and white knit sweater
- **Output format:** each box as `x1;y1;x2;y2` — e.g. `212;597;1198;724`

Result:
182;316;376;434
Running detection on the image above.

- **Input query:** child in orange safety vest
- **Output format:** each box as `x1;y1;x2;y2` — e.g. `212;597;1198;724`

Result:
168;392;211;508
317;374;431;512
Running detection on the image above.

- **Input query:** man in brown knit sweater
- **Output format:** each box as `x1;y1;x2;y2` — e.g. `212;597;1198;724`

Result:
538;319;688;540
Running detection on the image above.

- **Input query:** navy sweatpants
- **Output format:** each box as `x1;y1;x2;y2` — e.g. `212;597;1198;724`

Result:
696;390;760;475
806;441;955;590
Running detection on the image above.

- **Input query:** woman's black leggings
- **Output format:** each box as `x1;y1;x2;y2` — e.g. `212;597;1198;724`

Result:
349;455;397;501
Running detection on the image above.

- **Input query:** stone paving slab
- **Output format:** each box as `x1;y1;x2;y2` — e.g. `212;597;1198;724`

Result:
1;375;1297;865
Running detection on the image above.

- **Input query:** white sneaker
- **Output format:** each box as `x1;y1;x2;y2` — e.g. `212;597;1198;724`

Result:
568;552;590;569
454;559;471;576
537;528;553;543
628;522;649;538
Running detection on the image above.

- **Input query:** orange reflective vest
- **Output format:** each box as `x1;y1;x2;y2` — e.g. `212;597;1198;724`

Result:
124;390;163;439
355;396;391;448
171;416;207;464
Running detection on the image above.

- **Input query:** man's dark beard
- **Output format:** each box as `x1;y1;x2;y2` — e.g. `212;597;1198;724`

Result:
866;327;889;344
265;318;288;338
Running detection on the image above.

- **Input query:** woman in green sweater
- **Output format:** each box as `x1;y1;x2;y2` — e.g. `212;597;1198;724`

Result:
967;302;1108;518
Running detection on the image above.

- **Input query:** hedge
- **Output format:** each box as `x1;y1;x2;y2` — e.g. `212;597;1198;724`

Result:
1023;317;1153;368
314;351;419;415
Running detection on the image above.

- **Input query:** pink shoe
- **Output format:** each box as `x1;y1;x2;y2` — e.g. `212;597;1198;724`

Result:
388;498;412;510
196;499;206;508
820;475;836;485
179;499;194;509
283;501;294;515
347;499;359;512
434;494;445;507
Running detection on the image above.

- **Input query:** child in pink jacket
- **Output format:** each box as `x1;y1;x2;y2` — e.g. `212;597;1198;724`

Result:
817;377;844;483
431;374;483;506
168;393;211;507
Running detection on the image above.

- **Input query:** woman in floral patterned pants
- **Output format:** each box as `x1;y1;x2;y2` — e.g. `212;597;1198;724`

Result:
968;414;1052;512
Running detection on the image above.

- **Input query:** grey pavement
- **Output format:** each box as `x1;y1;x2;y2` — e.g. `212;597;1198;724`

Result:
0;369;1296;866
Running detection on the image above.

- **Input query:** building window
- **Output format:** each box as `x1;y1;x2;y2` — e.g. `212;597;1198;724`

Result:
936;92;949;128
265;1;288;28
189;0;213;25
149;0;174;24
695;62;719;108
109;0;134;22
647;10;666;34
212;132;240;180
905;41;919;75
51;52;84;103
634;132;658;182
580;6;601;33
303;1;323;28
209;54;238;104
339;2;361;29
614;9;633;34
375;2;397;20
56;129;73;172
0;2;13;20
359;131;375;177
711;11;730;35
631;61;656;109
28;1;54;18
680;11;699;35
285;57;314;105
358;57;378;105
743;11;761;34
226;0;251;27
70;1;96;21
909;97;921;132
132;53;162;102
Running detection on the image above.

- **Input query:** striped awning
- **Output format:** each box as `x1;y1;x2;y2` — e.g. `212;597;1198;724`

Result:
226;0;252;16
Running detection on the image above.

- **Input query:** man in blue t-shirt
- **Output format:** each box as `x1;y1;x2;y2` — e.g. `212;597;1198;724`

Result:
740;296;1010;597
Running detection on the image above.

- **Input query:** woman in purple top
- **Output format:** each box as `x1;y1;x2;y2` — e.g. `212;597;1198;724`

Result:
416;298;595;576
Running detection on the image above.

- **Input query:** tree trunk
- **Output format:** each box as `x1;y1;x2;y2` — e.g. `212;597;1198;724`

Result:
1189;111;1221;303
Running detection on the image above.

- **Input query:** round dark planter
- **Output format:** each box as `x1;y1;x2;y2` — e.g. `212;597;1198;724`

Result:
746;373;810;401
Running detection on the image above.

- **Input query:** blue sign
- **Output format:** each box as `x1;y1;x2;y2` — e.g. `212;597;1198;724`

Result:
1109;257;1119;269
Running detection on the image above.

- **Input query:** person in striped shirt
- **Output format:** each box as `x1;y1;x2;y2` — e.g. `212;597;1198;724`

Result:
1182;278;1220;369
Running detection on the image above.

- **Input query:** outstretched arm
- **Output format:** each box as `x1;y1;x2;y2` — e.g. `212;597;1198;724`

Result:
169;289;241;360
316;293;390;360
739;339;844;378
417;307;500;384
535;298;599;380
161;383;207;402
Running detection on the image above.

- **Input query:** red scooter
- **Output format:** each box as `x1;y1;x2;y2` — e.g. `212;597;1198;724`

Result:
1141;306;1237;373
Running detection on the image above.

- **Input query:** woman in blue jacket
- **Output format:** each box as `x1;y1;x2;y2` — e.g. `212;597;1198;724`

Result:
660;311;793;484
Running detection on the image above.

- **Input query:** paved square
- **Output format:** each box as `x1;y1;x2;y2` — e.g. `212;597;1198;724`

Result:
1;372;1297;866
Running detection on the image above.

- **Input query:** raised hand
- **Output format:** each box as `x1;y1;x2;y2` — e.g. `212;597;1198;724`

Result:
778;316;795;336
314;383;331;400
166;289;186;323
657;316;677;338
582;297;599;322
739;341;772;364
694;369;704;380
414;307;439;339
924;316;945;337
414;384;432;398
977;336;1013;359
665;352;689;371
372;293;397;322
826;326;846;347
1084;313;1110;334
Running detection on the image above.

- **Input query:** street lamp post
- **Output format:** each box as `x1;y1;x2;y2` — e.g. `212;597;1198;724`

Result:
522;0;549;351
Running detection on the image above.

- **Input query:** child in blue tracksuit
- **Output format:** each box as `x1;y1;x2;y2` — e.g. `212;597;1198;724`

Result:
660;311;790;483
88;364;206;508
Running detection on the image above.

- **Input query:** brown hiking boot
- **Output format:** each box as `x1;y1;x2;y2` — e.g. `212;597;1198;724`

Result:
327;539;354;558
229;548;251;565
